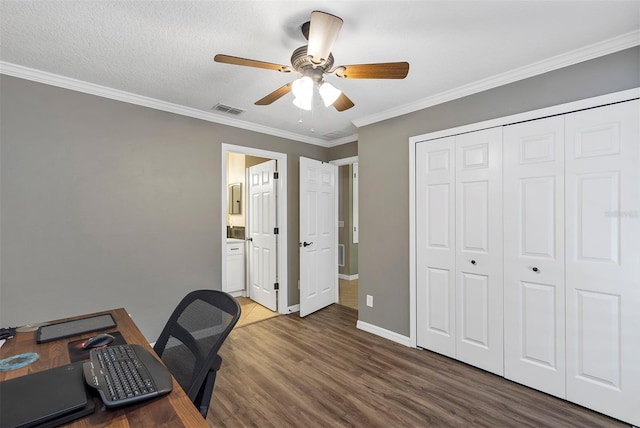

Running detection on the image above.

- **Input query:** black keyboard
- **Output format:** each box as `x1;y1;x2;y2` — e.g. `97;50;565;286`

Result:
83;344;172;407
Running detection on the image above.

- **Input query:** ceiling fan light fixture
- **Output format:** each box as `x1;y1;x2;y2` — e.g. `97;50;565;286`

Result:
319;81;342;107
292;76;314;110
292;96;312;111
307;11;343;65
292;76;313;98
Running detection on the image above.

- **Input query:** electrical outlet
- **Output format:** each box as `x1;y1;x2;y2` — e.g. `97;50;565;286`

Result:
366;294;373;307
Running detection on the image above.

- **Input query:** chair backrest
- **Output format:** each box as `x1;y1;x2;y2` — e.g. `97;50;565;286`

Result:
153;290;241;406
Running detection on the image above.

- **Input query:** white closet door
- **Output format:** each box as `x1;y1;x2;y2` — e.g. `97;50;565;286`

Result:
416;136;456;357
565;100;640;426
455;127;503;375
503;116;566;398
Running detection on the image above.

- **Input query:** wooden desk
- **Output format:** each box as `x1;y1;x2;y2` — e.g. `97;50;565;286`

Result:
0;308;207;427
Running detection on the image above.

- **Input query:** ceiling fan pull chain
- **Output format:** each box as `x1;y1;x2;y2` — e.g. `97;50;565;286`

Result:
311;97;315;133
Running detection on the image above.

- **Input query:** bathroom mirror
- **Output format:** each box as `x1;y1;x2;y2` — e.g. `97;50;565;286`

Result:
229;183;241;214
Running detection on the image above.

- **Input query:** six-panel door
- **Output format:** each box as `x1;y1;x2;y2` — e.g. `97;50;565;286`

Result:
503;116;566;398
299;157;338;317
455;128;503;376
564;100;640;426
248;160;278;311
416;136;456;357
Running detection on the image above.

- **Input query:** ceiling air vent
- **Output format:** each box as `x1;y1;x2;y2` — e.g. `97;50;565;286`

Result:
322;130;350;140
212;103;245;116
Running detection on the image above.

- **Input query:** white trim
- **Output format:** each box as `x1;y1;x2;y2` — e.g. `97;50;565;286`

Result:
325;134;358;147
227;290;245;298
221;144;289;315
356;320;412;347
355;30;640;128
409;128;417;348
287;304;300;313
0;61;333;147
330;156;359;166
3;29;637;146
334;162;340;306
0;30;640;147
410;88;640;144
331;156;360;286
408;87;640;349
352;162;359;244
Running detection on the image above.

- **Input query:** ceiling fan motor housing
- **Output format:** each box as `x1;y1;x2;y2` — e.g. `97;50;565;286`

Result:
291;45;334;81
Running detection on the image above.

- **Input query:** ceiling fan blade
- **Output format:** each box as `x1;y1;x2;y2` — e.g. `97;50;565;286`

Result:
307;11;343;65
255;83;293;105
332;92;355;112
214;54;292;73
335;62;410;79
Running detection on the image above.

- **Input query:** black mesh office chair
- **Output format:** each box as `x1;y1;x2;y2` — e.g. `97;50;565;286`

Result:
153;290;241;418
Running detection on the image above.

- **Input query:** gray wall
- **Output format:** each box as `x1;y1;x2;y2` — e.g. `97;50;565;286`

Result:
3;46;637;343
327;141;357;160
0;75;327;340
357;46;640;337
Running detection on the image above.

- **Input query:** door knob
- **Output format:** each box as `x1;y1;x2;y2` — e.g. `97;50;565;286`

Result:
303;241;314;247
246;237;253;242
532;266;539;273
470;260;476;265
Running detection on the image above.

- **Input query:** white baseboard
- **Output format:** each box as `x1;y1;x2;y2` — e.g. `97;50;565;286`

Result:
356;320;412;347
287;304;300;314
227;290;245;298
338;273;359;280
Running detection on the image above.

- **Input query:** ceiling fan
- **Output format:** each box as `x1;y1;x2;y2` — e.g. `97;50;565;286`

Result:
214;10;410;112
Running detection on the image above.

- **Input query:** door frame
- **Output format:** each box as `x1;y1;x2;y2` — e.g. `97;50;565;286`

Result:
330;156;359;282
409;88;639;349
221;143;288;314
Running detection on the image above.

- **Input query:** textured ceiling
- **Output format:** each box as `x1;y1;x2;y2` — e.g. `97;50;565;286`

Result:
1;1;639;146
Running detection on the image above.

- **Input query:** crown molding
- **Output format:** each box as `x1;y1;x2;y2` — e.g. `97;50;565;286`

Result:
353;30;640;128
0;61;335;147
3;29;637;144
324;133;358;147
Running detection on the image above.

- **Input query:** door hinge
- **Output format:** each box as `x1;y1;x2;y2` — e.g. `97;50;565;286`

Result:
274;227;279;235
273;171;279;179
274;282;279;290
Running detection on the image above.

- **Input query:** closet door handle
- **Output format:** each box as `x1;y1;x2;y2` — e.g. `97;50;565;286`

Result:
532;266;539;273
303;241;314;247
470;260;476;265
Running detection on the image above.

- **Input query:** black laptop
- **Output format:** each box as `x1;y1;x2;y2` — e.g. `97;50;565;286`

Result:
0;361;95;428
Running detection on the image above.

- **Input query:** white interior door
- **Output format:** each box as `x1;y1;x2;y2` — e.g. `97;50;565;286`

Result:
503;116;566;398
248;160;277;311
565;100;640;426
416;136;456;357
455;127;503;376
299;157;338;317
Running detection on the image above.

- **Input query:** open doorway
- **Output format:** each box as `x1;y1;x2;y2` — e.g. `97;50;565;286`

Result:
332;157;358;310
221;144;288;318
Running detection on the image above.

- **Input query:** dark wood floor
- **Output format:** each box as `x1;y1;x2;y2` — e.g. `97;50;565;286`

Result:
207;304;626;427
